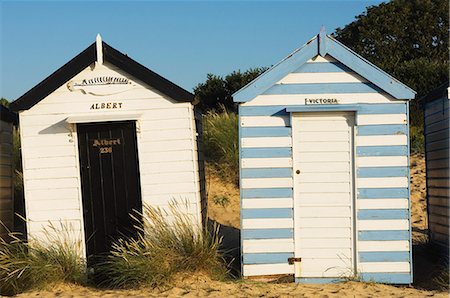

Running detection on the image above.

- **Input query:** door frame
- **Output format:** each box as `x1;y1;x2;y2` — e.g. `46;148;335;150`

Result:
291;110;358;280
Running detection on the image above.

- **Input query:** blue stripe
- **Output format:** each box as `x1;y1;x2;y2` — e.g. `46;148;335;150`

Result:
286;104;359;113
360;273;411;284
242;228;293;239
358;209;409;220
241;127;291;137
240;106;288;116
358;188;408;199
357;167;408;178
242;208;292;219
358;103;407;114
264;82;382;95
241;148;292;158
356;146;408;156
243;253;293;264
241;168;292;178
242;188;293;198
358;230;410;241
295;278;345;284
359;252;410;262
357;124;407;136
294;61;351;73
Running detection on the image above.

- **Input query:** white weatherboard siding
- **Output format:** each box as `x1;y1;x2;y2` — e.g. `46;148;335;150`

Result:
292;112;355;279
20;62;202;256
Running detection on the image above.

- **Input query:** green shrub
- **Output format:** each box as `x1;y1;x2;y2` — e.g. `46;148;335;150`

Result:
94;203;227;289
203;107;239;184
410;125;425;153
213;195;230;207
0;223;86;295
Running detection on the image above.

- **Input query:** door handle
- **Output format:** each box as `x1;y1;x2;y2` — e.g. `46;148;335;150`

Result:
296;170;300;174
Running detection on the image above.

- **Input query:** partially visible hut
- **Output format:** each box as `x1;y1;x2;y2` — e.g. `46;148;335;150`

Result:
0;104;18;238
422;82;449;249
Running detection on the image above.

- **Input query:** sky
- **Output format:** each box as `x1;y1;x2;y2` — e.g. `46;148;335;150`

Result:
0;0;385;101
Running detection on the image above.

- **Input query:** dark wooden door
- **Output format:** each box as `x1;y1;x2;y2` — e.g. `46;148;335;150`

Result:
77;121;142;262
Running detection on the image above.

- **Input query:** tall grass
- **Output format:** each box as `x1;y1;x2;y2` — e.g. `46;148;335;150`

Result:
410;125;425;153
0;223;85;295
203;107;239;184
94;204;227;289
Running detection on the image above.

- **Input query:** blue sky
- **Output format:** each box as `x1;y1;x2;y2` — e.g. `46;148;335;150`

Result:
0;1;384;100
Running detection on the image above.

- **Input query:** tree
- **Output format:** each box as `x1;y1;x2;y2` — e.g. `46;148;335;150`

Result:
333;0;449;126
0;98;10;107
194;67;268;112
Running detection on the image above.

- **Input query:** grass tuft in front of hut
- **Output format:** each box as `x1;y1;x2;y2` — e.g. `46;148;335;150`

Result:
203;106;239;185
0;223;86;296
93;203;228;289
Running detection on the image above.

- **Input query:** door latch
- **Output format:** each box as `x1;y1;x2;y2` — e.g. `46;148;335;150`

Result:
288;257;302;265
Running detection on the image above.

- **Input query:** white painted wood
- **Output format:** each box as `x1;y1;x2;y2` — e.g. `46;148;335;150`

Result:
307;55;337;63
242;218;293;229
25;146;77;159
242;198;293;209
356;135;407;146
96;34;103;65
241;137;292;148
241;116;289;127
359;262;410;273
298;142;350;152
27;220;82;233
298;152;350;162
240;93;399;107
139;139;194;153
28;209;81;221
142;182;197;196
243;264;294;276
295;193;351;206
26;178;79;190
357;156;408;167
358;241;410;252
27;188;80;200
300;248;352;259
296;162;350;173
298;172;350;182
357;199;409;209
66;112;142;123
357;114;407;125
357;177;409;188
278;72;367;84
297;207;351;218
241;158;292;169
243;239;294;253
27;199;80;211
297;218;351;228
297;182;350;193
357;220;409;230
25;157;77;170
296;131;349;142
298;238;351;248
294;121;351;132
297;228;351;238
141;172;196;185
139;161;194;174
241;177;293;189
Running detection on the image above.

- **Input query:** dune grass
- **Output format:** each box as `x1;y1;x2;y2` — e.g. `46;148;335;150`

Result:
93;204;227;289
0;223;86;296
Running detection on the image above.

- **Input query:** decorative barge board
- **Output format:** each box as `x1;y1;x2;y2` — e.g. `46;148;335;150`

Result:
9;35;207;261
234;28;416;284
421;82;449;249
0;105;18;239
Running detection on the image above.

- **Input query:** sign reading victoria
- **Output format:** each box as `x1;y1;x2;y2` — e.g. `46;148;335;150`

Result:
305;98;339;105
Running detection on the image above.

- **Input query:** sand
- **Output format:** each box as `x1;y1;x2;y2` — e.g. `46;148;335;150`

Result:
12;154;449;297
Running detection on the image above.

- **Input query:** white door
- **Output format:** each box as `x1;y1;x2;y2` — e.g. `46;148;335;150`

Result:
292;111;355;279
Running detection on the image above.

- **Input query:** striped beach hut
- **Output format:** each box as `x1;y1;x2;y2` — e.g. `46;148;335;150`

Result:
233;29;416;284
421;82;449;249
0;105;18;239
9;35;206;263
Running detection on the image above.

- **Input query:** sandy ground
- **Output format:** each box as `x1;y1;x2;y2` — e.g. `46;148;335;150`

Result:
12;154;449;297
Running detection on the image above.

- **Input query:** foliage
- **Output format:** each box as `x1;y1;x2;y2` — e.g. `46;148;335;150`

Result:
203;107;239;184
333;0;449;127
0;223;86;295
212;195;230;207
194;68;268;112
94;204;227;289
410;125;425;153
0;98;10;107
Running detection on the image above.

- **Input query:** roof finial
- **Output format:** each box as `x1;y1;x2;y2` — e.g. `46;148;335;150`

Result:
319;26;327;57
96;34;103;65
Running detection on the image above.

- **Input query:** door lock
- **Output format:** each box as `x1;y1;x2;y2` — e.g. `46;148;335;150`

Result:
296;170;300;174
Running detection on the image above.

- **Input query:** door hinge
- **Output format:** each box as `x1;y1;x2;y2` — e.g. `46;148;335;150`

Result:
288;257;302;265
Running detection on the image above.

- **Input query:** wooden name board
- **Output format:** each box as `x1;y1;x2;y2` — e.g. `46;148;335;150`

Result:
305;98;338;105
90;102;123;110
92;138;122;154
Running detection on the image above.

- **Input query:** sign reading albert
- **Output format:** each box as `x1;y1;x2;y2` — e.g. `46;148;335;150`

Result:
67;76;136;95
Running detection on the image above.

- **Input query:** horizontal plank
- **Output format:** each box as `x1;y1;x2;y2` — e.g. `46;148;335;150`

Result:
359;273;411;284
297;182;350;193
243;263;294;276
297;162;350;173
26;178;79;190
428;179;450;188
28;198;81;211
241;116;289;127
241;127;291;137
242;198;293;209
297;142;350;153
357;199;409;210
141;172;197;185
297;238;351;249
25;167;78;180
264;82;381;95
357;177;408;188
296;152;350;162
424;98;449;116
426;168;449;179
296;227;351;238
297;218;351;228
139;139;195;153
242;208;292;219
242;177;293;189
243;253;293;264
295;61;350;72
240;103;405;114
297;172;350;183
241;158;292;169
241;168;292;178
357;114;407;125
426;139;449;151
139;118;191;131
357;156;408;167
242;228;293;240
278;72;366;84
141;182;197;196
296;193;351;206
359;262;410;273
241;148;292;158
297;248;352;259
25;156;77;170
428;187;449;197
295;131;350;142
242;187;293;198
358;209;409;220
26;188;80;200
27;209;81;221
357;167;408;178
426;159;450;170
358;220;409;231
294;120;351;132
242;218;293;229
358;230;410;241
428;196;449;207
359;251;410;263
296;207;351;218
357;125;407;136
23;145;77;159
243;239;294;253
426;148;449;161
429;205;449;217
425;129;449;143
358;241;409;252
140;161;194;174
241;137;292;148
356;135;407;146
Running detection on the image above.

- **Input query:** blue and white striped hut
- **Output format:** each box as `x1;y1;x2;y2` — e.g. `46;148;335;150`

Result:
233;29;416;284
